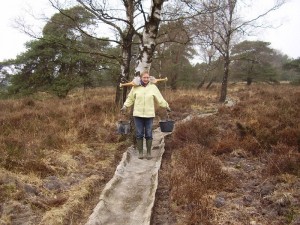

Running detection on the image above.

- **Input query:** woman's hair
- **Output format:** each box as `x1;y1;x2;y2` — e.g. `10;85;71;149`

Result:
140;70;149;77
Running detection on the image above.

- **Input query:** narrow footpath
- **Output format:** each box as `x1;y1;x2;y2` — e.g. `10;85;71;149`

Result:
85;128;171;225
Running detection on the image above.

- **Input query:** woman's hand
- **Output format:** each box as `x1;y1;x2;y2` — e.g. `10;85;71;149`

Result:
121;106;127;114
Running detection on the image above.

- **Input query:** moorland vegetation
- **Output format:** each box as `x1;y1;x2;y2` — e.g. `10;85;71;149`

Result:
0;83;300;224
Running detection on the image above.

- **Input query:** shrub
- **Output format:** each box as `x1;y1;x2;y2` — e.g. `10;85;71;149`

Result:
170;144;231;224
265;143;300;176
169;117;218;149
213;133;239;155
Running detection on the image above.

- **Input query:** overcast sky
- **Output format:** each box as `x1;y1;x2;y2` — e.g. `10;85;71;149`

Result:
0;0;300;62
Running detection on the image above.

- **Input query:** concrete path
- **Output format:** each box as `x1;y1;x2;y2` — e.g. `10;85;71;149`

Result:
85;128;170;225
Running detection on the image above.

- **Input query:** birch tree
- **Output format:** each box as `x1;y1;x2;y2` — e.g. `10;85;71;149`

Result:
46;0;170;104
134;0;166;76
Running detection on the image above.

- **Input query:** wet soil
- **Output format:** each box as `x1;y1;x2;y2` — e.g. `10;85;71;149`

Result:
151;136;176;225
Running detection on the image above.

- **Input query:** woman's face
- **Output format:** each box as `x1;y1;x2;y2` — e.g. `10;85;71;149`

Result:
141;73;150;84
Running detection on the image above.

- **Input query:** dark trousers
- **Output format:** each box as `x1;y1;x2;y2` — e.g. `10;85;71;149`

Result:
133;116;154;140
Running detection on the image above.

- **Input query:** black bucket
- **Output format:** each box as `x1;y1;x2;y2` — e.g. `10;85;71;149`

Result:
117;120;131;134
159;120;175;132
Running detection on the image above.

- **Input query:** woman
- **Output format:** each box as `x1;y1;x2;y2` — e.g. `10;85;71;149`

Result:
121;71;171;159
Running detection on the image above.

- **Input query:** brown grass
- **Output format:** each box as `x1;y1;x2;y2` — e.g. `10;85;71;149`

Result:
265;143;300;176
169;144;232;224
164;83;300;224
213;84;300;156
0;87;130;224
1;83;300;224
169;117;218;149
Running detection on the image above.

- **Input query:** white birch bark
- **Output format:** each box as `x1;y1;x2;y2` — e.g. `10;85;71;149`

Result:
135;0;165;76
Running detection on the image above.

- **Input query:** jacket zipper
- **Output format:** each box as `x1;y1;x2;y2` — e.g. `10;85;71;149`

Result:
143;88;146;116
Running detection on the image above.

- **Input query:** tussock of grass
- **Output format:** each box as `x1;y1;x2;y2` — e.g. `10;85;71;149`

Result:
170;144;232;224
169;117;218;149
40;175;102;225
266;143;300;176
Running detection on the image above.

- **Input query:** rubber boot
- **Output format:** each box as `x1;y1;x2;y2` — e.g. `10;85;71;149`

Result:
136;139;143;159
146;139;152;160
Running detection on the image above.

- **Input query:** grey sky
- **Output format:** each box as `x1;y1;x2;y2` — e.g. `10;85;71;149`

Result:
0;0;299;61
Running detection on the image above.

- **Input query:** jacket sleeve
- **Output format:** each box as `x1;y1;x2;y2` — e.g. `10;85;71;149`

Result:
123;87;135;107
153;85;169;108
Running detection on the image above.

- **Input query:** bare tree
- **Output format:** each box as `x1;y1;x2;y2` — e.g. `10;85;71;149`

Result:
58;0;174;104
151;19;195;89
194;0;285;102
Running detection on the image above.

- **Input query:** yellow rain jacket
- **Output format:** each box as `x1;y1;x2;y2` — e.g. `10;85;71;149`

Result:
123;83;169;118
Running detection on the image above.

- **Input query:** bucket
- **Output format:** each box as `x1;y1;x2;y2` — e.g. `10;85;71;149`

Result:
117;120;131;134
159;120;175;132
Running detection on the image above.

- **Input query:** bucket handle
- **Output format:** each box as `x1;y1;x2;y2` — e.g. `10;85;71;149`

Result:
166;110;171;121
119;111;127;121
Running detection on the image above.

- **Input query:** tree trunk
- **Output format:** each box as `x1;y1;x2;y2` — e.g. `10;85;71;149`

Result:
170;71;177;90
115;81;122;105
115;1;135;105
246;77;252;85
198;51;213;89
206;76;215;89
115;77;130;106
219;57;230;102
135;0;165;76
115;44;132;105
115;39;133;105
197;75;207;89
